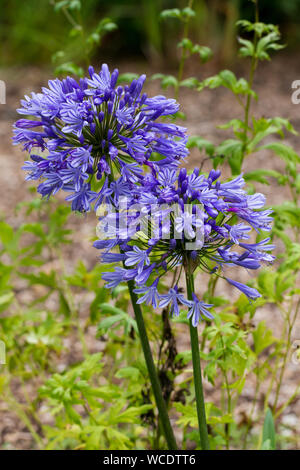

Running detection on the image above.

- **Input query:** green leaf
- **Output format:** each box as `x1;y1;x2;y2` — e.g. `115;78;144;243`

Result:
117;404;153;422
19;270;57;289
160;9;181;20
98;304;138;334
187;136;215;156
95;18;117;35
87;32;100;46
20;222;45;238
238;36;255;57
0;291;14;308
237;20;279;37
256;32;284;61
55;62;84;77
87;18;117;47
252;321;277;356
174;403;198;428
90;290;108;323
273;202;300;229
65;403;82;424
98;313;125;330
244;169;288;186
54;0;81;12
249;118;297;152
218;119;246;133
117;73;140;84
52;51;65;63
261;439;273;450
151;73;178;89
259;142;300;164
181;7;196;20
0;221;14;245
0;263;12;290
280;243;300;270
115;367;141;381
177;37;193;51
178;39;212;62
258;270;276;300
54;1;70;12
69;0;81;11
216;139;243;174
195;45;212;62
199;70;255;100
69;25;83;38
180;77;200;89
59;291;71;317
261;408;276;450
99;304;127;317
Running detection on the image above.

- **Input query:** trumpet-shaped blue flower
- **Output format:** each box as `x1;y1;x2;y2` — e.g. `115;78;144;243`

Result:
186;294;214;327
158;286;189;317
134;279;160;308
225;278;261;300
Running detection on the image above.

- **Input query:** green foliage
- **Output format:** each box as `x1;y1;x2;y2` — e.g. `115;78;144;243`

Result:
261;408;276;450
156;2;300;450
198;70;256;97
237;22;284;60
39;353;153;449
50;1;117;76
97;303;138;335
0;195;157;450
2;0;300;68
178;38;212;63
160;7;196;22
151;73;178;90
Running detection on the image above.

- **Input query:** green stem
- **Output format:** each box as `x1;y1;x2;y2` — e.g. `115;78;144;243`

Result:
275;384;300;420
242;371;260;449
185;269;210;450
5;387;44;448
273;299;300;412
126;278;178;450
242;0;259;156
175;0;194;101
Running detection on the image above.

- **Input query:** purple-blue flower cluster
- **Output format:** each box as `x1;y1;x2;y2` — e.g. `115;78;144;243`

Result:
14;64;188;212
94;168;274;325
14;62;274;326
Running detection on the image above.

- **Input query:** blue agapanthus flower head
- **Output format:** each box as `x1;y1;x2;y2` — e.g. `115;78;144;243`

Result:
14;64;188;212
94;168;274;325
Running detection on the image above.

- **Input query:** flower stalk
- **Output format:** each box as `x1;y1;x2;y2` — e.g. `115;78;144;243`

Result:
126;278;178;450
185;265;210;450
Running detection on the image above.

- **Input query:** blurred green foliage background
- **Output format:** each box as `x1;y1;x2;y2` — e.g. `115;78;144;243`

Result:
1;0;300;68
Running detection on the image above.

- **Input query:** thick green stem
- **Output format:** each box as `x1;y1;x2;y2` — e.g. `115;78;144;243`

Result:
126;278;178;450
185;270;210;450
